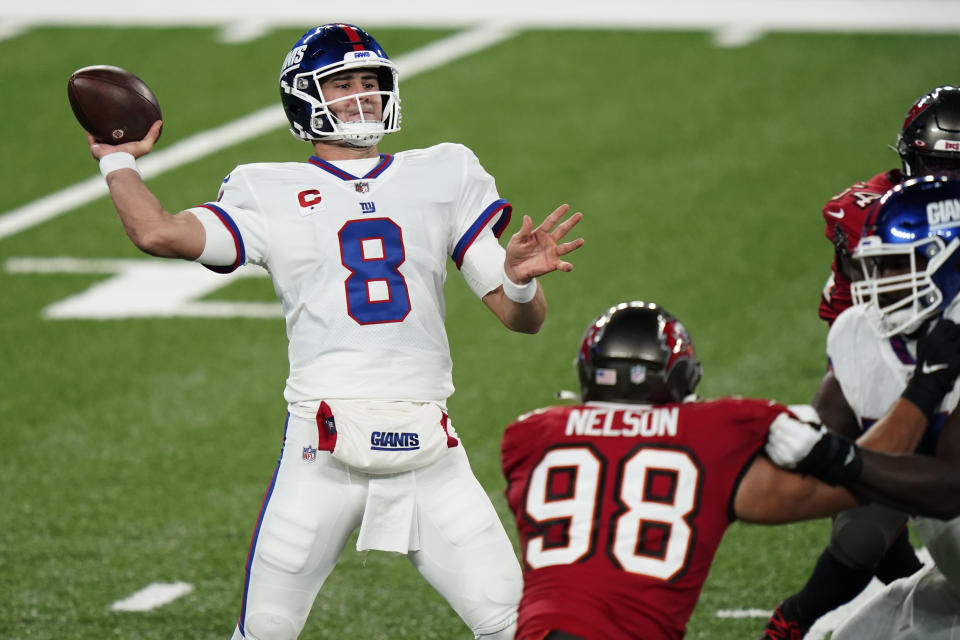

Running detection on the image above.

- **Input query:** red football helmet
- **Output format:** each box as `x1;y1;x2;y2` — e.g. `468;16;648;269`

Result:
897;86;960;177
577;301;702;404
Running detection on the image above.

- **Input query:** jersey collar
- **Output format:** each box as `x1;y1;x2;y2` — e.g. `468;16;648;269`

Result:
307;153;394;181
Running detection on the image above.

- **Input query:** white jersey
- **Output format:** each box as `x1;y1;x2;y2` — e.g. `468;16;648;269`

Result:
188;143;511;404
827;303;960;589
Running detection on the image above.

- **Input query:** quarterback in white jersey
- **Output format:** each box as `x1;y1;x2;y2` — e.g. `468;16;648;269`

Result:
80;23;584;640
766;175;960;639
190;142;514;404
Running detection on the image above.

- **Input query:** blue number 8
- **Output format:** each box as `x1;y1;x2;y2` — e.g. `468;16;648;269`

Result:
338;218;411;324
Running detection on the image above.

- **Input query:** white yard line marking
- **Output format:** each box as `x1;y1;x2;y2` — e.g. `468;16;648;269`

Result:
0;23;518;241
110;581;194;612
6;256;278;319
715;608;771;618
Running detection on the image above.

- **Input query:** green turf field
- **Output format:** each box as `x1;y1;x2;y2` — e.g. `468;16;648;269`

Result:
2;23;960;640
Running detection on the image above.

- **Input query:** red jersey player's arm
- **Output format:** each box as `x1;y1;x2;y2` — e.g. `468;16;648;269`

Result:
732;455;856;524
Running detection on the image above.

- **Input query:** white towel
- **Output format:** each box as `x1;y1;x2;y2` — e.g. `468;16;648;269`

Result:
355;470;421;553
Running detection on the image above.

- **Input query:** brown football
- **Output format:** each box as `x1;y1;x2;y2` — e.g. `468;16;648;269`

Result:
67;65;162;144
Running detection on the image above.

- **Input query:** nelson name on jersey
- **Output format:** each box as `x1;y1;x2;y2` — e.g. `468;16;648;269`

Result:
565;406;679;438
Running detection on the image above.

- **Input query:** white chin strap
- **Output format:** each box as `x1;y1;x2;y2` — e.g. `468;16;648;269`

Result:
337;121;385;147
310;119;385;147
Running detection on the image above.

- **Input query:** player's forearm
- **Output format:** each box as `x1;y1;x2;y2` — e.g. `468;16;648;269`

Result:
734;457;856;524
482;285;546;333
499;285;546;333
105;170;203;260
855;399;928;453
854;449;960;519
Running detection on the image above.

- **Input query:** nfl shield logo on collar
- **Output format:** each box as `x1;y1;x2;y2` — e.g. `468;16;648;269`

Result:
355;181;370;193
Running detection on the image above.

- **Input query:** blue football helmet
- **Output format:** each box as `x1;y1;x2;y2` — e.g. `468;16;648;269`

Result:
852;174;960;336
279;24;401;146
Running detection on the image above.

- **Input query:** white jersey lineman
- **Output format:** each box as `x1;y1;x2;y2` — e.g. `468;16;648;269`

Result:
827;303;960;639
191;142;523;640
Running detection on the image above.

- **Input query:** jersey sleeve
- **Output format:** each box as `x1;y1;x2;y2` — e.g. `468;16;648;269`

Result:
186;166;270;272
447;145;512;268
459;231;506;298
825;308;862;414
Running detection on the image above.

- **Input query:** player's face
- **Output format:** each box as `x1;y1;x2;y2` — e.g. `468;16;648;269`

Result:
837;252;863;283
870;254;928;307
319;69;383;124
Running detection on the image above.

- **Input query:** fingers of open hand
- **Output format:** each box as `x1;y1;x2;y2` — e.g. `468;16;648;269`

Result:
556;236;585;257
514;214;534;240
552;210;582;237
537;203;571;234
538;207;583;251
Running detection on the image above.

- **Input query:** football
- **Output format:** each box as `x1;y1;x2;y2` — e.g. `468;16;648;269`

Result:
67;65;162;144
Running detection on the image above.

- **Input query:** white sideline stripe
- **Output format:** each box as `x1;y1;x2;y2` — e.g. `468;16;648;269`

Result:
7;1;960;31
0;24;518;241
110;581;194;612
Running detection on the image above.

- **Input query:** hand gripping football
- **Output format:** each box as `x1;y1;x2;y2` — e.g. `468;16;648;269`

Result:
67;65;162;144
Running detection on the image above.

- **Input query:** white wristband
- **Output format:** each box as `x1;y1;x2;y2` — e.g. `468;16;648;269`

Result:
502;268;537;303
99;152;141;178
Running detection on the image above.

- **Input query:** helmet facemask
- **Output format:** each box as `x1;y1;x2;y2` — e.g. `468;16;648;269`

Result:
852;235;959;337
280;24;403;148
284;58;401;147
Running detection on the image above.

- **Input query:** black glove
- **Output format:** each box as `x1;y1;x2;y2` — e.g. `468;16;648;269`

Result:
795;430;863;486
902;319;960;421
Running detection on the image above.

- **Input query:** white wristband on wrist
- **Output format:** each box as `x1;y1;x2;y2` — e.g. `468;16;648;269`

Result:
99;152;141;178
502;268;537;303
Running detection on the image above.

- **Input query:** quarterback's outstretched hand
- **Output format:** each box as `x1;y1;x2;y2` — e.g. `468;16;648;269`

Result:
902;319;960;421
766;413;862;486
504;204;584;284
86;120;163;161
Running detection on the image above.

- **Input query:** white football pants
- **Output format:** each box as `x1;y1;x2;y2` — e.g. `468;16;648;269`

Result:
831;564;960;639
229;412;521;640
